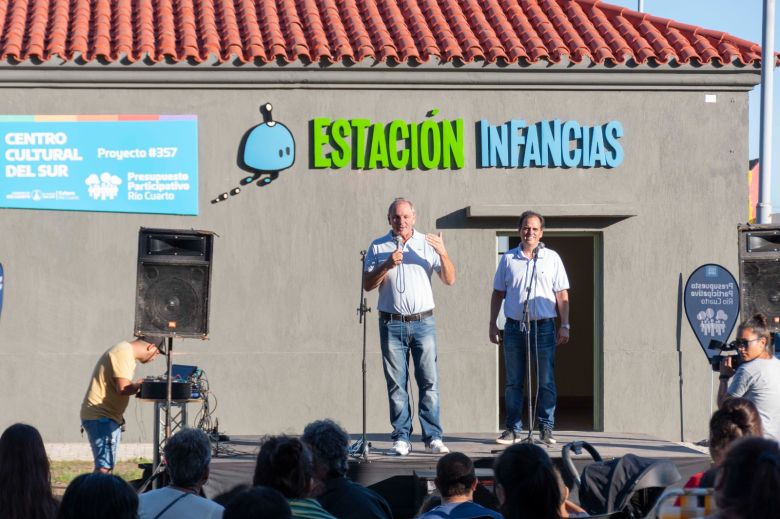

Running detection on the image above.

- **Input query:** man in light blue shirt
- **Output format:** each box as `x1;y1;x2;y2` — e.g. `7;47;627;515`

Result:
489;211;570;446
365;198;456;456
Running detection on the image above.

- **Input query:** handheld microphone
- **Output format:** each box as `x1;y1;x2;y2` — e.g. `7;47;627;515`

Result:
395;234;404;251
534;241;545;257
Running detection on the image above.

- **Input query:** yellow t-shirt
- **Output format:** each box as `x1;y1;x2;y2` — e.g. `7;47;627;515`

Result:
80;341;137;424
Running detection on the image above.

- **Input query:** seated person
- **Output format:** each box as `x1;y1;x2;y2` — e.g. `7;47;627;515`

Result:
418;452;502;518
302;419;392;519
223;486;292;519
0;423;58;519
253;436;337;519
493;443;561;519
713;437;780;519
139;428;224;518
58;472;138;519
718;314;780;441
686;397;762;489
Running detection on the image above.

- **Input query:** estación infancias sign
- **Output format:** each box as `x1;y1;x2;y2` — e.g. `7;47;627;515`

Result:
311;116;623;171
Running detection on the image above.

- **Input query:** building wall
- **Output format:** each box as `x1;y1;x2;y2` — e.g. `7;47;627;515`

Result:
0;84;748;442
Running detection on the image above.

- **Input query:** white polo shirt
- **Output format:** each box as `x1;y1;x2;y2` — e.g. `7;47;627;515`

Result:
493;247;569;321
365;230;441;315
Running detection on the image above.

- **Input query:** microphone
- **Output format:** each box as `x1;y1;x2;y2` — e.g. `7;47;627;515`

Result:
395;234;404;251
534;241;545;257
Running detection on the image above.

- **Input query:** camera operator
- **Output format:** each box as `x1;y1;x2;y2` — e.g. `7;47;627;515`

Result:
718;314;780;441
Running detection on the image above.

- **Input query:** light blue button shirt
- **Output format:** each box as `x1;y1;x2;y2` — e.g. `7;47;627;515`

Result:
493;246;569;321
365;230;441;315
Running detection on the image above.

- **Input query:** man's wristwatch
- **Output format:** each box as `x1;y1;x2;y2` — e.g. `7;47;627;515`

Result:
561;323;571;330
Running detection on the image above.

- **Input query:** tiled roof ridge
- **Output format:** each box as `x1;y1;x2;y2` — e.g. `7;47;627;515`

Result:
0;0;770;67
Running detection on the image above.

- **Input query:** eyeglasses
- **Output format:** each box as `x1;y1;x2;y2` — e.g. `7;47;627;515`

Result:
735;338;762;349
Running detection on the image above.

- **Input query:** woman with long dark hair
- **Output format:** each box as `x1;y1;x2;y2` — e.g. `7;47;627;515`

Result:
0;423;58;519
493;443;561;519
253;436;337;519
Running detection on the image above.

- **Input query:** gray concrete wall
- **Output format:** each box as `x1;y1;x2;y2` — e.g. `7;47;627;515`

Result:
0;83;748;443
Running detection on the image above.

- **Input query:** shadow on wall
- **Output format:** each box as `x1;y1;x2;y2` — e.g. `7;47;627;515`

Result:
435;209;629;230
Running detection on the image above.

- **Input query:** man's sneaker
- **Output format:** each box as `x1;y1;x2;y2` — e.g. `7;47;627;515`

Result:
540;428;557;445
496;429;521;445
426;439;450;454
388;440;411;456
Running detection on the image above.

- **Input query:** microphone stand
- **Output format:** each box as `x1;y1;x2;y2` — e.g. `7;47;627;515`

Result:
349;250;371;462
521;247;541;444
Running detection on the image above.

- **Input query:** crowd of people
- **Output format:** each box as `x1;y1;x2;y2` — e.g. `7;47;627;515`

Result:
3;312;780;518
1;413;779;519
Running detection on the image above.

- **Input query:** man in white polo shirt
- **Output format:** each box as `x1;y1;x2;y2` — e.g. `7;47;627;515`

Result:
489;210;570;446
364;198;456;456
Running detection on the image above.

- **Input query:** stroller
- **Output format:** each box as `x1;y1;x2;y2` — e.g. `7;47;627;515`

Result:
561;441;681;518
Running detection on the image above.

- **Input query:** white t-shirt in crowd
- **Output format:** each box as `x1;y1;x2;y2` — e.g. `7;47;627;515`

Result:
139;487;224;519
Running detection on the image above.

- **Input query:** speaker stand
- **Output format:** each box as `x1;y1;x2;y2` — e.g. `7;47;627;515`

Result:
138;337;175;493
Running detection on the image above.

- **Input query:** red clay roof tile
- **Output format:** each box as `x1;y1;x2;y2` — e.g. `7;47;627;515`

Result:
0;0;769;67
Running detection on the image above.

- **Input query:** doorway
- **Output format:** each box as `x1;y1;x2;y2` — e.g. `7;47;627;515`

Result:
497;233;601;431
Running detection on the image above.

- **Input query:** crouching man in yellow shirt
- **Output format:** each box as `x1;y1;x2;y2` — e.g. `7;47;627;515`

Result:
80;336;162;473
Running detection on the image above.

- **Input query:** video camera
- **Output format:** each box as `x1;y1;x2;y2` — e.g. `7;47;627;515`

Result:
709;339;743;372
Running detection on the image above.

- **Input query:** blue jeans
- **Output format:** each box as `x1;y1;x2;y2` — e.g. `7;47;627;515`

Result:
82;417;122;470
503;317;557;431
379;315;442;444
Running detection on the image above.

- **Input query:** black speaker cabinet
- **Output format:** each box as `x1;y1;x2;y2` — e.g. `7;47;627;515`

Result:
739;224;780;333
134;228;214;338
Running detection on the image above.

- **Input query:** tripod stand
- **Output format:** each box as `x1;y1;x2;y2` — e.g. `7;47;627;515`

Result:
138;336;176;492
520;252;541;445
349;250;371;462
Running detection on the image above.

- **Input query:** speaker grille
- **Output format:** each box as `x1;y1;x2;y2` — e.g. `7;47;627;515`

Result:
135;263;210;337
740;261;780;333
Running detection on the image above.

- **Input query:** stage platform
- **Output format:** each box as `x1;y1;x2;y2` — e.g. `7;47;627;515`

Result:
203;432;710;519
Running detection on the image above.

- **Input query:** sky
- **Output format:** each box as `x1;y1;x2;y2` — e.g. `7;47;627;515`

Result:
605;0;779;209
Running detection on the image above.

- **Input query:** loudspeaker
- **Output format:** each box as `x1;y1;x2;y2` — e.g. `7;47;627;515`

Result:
134;228;214;338
738;224;780;333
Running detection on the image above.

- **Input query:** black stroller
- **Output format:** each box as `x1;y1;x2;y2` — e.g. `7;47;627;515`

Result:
561;441;681;518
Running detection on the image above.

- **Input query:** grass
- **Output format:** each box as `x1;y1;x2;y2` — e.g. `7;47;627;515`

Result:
50;458;150;495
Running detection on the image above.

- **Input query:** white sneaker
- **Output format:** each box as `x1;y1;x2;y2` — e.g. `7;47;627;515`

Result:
426;439;450;454
388;440;411;456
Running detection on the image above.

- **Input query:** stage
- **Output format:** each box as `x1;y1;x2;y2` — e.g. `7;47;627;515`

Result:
202;431;710;518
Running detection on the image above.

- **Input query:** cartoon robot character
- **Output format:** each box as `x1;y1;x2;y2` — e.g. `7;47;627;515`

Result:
213;103;295;203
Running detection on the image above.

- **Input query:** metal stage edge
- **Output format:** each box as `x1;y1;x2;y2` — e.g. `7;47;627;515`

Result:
202;431;710;519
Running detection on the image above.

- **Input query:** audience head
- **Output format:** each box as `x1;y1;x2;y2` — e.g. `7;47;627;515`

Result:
435;452;477;499
213;484;251;507
0;423;57;519
224;486;292;519
301;419;350;480
57;472;138;519
493;443;561;519
253;436;314;498
715;437;780;519
710;398;763;464
164;427;212;488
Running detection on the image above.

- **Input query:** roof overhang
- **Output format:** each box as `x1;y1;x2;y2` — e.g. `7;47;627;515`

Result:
0;60;761;91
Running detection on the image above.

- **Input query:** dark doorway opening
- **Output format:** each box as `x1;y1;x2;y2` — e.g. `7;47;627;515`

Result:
497;234;598;431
